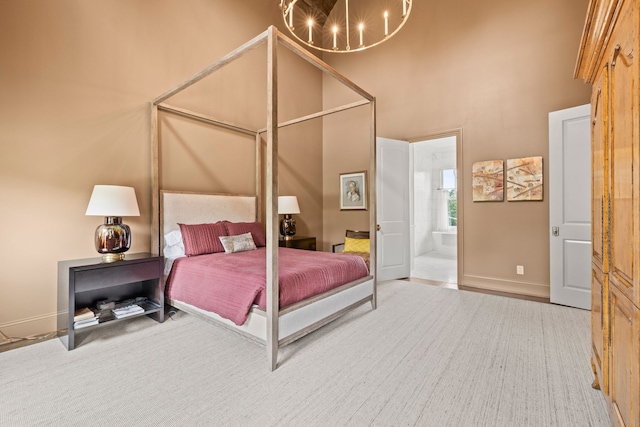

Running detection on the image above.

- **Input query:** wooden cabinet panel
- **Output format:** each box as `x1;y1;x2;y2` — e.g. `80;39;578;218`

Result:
592;67;609;272
608;0;639;307
610;285;639;427
592;262;609;394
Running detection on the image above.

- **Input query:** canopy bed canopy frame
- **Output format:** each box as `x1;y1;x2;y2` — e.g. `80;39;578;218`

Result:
150;26;376;370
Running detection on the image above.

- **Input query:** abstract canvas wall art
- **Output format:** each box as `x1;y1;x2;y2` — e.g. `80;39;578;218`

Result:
472;160;504;201
506;156;543;201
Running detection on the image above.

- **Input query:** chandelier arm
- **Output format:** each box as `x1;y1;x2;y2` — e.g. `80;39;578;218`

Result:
345;0;350;51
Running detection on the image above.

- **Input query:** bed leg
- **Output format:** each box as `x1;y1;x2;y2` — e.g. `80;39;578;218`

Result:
370;295;377;310
268;348;278;372
267;333;278;371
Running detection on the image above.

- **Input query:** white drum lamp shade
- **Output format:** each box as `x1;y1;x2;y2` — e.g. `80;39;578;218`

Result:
278;196;300;215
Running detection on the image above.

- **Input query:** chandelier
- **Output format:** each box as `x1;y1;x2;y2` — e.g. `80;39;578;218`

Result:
279;0;412;53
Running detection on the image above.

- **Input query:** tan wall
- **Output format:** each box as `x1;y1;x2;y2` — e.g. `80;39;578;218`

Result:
0;0;592;339
322;107;372;251
0;1;322;338
322;0;591;297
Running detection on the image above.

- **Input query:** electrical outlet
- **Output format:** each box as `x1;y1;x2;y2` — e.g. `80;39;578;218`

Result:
517;265;524;275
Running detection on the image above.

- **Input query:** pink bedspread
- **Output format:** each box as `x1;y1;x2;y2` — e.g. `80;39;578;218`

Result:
165;247;369;325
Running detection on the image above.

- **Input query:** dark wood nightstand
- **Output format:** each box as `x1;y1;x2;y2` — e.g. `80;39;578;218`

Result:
57;253;164;350
279;235;316;251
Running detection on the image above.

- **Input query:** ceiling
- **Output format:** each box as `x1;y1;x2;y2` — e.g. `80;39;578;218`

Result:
295;0;338;27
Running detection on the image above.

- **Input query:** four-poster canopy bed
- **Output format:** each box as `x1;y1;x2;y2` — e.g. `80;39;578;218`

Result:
150;26;377;370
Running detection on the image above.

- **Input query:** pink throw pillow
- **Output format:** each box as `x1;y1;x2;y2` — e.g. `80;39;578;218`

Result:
225;221;266;247
178;222;228;256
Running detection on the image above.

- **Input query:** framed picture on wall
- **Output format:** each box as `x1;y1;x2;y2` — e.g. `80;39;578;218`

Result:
472;160;504;201
506;156;543;201
340;171;367;210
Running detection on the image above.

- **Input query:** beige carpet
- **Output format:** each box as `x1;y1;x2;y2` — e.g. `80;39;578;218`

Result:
0;280;609;426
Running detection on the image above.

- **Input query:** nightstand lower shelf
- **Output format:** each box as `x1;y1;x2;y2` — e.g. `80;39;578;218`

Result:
76;301;163;329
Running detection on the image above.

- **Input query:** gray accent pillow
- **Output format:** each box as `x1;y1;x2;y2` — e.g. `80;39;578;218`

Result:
219;232;257;254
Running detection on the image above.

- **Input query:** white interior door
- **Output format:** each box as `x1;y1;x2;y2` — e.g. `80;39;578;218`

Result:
549;104;591;309
376;137;410;281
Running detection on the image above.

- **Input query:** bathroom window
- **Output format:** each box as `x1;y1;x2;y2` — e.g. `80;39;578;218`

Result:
441;168;456;190
441;169;457;227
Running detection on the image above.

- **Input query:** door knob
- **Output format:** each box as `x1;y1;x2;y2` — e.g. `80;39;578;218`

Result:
376;224;381;231
552;226;559;237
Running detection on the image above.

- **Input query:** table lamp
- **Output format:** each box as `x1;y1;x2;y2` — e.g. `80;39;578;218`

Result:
278;196;300;240
86;185;140;262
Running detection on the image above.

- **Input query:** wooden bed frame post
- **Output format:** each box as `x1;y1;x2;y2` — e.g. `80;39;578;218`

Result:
255;133;262;222
266;26;279;372
369;99;377;310
150;103;160;255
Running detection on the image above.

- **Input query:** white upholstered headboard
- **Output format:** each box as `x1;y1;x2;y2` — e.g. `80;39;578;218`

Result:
161;191;257;238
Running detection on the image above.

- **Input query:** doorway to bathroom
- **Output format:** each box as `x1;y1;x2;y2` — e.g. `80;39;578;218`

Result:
410;135;459;286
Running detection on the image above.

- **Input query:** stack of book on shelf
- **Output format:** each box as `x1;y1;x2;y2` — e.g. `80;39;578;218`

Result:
112;304;144;319
74;308;98;329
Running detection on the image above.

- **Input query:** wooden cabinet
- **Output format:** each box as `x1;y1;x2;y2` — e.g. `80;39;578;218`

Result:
576;0;639;425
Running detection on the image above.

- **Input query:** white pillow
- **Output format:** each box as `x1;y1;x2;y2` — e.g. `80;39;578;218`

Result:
219;232;257;254
163;229;185;258
164;229;183;247
164;243;185;258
